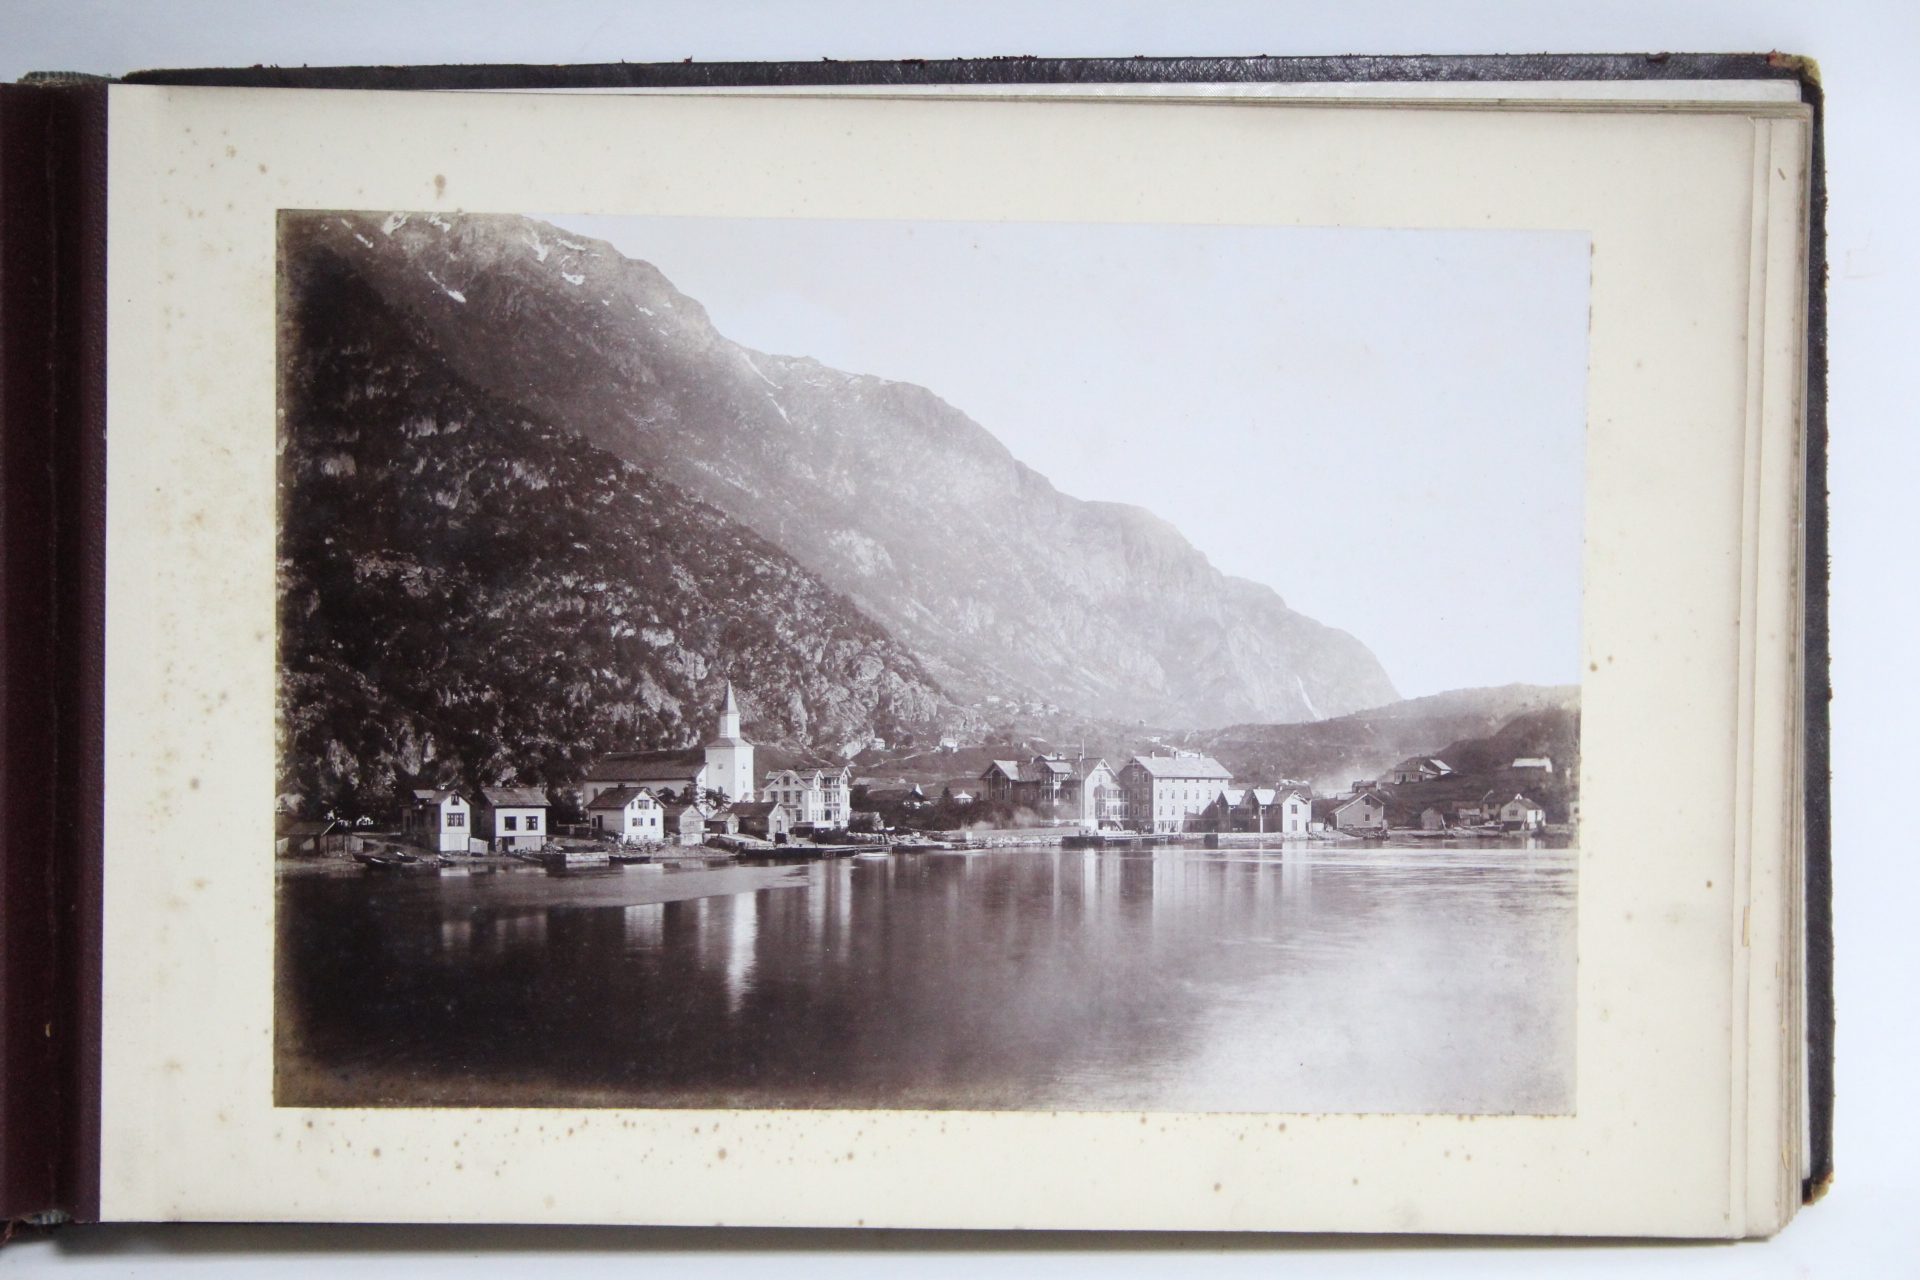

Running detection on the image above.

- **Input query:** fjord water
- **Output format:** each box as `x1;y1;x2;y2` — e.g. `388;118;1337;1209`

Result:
277;842;1575;1113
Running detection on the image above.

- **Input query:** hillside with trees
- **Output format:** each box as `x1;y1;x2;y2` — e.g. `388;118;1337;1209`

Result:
1182;684;1579;794
1375;707;1580;826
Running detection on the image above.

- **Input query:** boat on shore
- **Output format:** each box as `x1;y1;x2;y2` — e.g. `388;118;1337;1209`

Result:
353;850;433;873
1061;831;1160;849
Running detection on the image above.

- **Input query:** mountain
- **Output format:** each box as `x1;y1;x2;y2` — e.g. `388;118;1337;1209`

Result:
290;211;1400;728
1181;684;1579;793
278;228;962;821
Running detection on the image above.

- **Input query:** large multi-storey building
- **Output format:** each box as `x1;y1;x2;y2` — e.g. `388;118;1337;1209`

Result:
1120;754;1236;833
762;764;853;830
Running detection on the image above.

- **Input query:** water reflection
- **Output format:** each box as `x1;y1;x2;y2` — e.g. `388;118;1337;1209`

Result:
278;841;1574;1114
623;902;663;951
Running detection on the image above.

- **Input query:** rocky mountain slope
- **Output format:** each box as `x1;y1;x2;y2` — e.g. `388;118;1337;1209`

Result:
278;231;959;821
289;211;1399;728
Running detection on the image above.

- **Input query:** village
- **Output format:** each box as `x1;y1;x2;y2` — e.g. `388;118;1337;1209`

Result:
276;682;1574;869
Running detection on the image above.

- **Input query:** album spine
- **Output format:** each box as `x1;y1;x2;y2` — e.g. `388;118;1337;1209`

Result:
0;79;107;1227
1797;66;1834;1206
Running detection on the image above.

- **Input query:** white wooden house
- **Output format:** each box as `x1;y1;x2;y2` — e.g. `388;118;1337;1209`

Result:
405;789;472;854
1270;788;1313;835
585;786;664;845
476;787;550;852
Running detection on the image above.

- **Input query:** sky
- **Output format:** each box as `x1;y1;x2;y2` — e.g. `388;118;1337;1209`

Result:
549;213;1589;700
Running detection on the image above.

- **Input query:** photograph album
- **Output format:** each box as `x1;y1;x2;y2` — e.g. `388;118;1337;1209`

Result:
0;55;1826;1237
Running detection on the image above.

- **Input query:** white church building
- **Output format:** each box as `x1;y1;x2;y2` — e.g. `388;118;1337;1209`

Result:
702;682;756;803
582;682;758;807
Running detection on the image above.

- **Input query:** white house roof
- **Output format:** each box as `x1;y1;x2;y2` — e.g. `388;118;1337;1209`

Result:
766;763;851;783
585;786;655;811
1126;755;1233;781
479;787;548;808
411;789;465;805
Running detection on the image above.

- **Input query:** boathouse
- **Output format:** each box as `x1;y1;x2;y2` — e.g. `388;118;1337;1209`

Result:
1327;791;1389;832
1498;794;1547;830
730;801;795;843
660;801;711;846
276;816;348;858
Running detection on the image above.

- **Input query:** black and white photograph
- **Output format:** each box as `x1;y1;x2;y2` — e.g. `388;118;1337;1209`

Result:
273;208;1587;1115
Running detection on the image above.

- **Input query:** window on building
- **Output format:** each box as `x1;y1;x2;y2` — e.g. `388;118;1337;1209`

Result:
504;816;518;831
526;814;539;831
447;812;464;828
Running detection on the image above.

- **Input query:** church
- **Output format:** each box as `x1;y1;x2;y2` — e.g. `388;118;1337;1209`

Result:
581;683;756;807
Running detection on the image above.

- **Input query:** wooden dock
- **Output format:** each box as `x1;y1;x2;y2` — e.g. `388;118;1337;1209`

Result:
526;849;612;870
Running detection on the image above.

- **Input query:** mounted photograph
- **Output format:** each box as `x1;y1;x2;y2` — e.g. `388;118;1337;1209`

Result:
273;208;1588;1115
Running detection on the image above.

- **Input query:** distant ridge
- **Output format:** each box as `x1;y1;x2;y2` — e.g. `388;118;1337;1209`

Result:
1186;684;1579;793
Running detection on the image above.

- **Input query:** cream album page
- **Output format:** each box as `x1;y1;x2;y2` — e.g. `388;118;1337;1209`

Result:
98;82;1808;1235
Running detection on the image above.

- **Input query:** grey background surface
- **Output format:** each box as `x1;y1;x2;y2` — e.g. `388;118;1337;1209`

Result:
2;1;1912;1275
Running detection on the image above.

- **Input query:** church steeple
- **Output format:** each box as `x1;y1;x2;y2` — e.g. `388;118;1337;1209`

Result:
703;681;755;803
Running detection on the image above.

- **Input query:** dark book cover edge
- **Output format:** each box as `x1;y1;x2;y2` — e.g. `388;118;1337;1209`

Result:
0;80;107;1229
